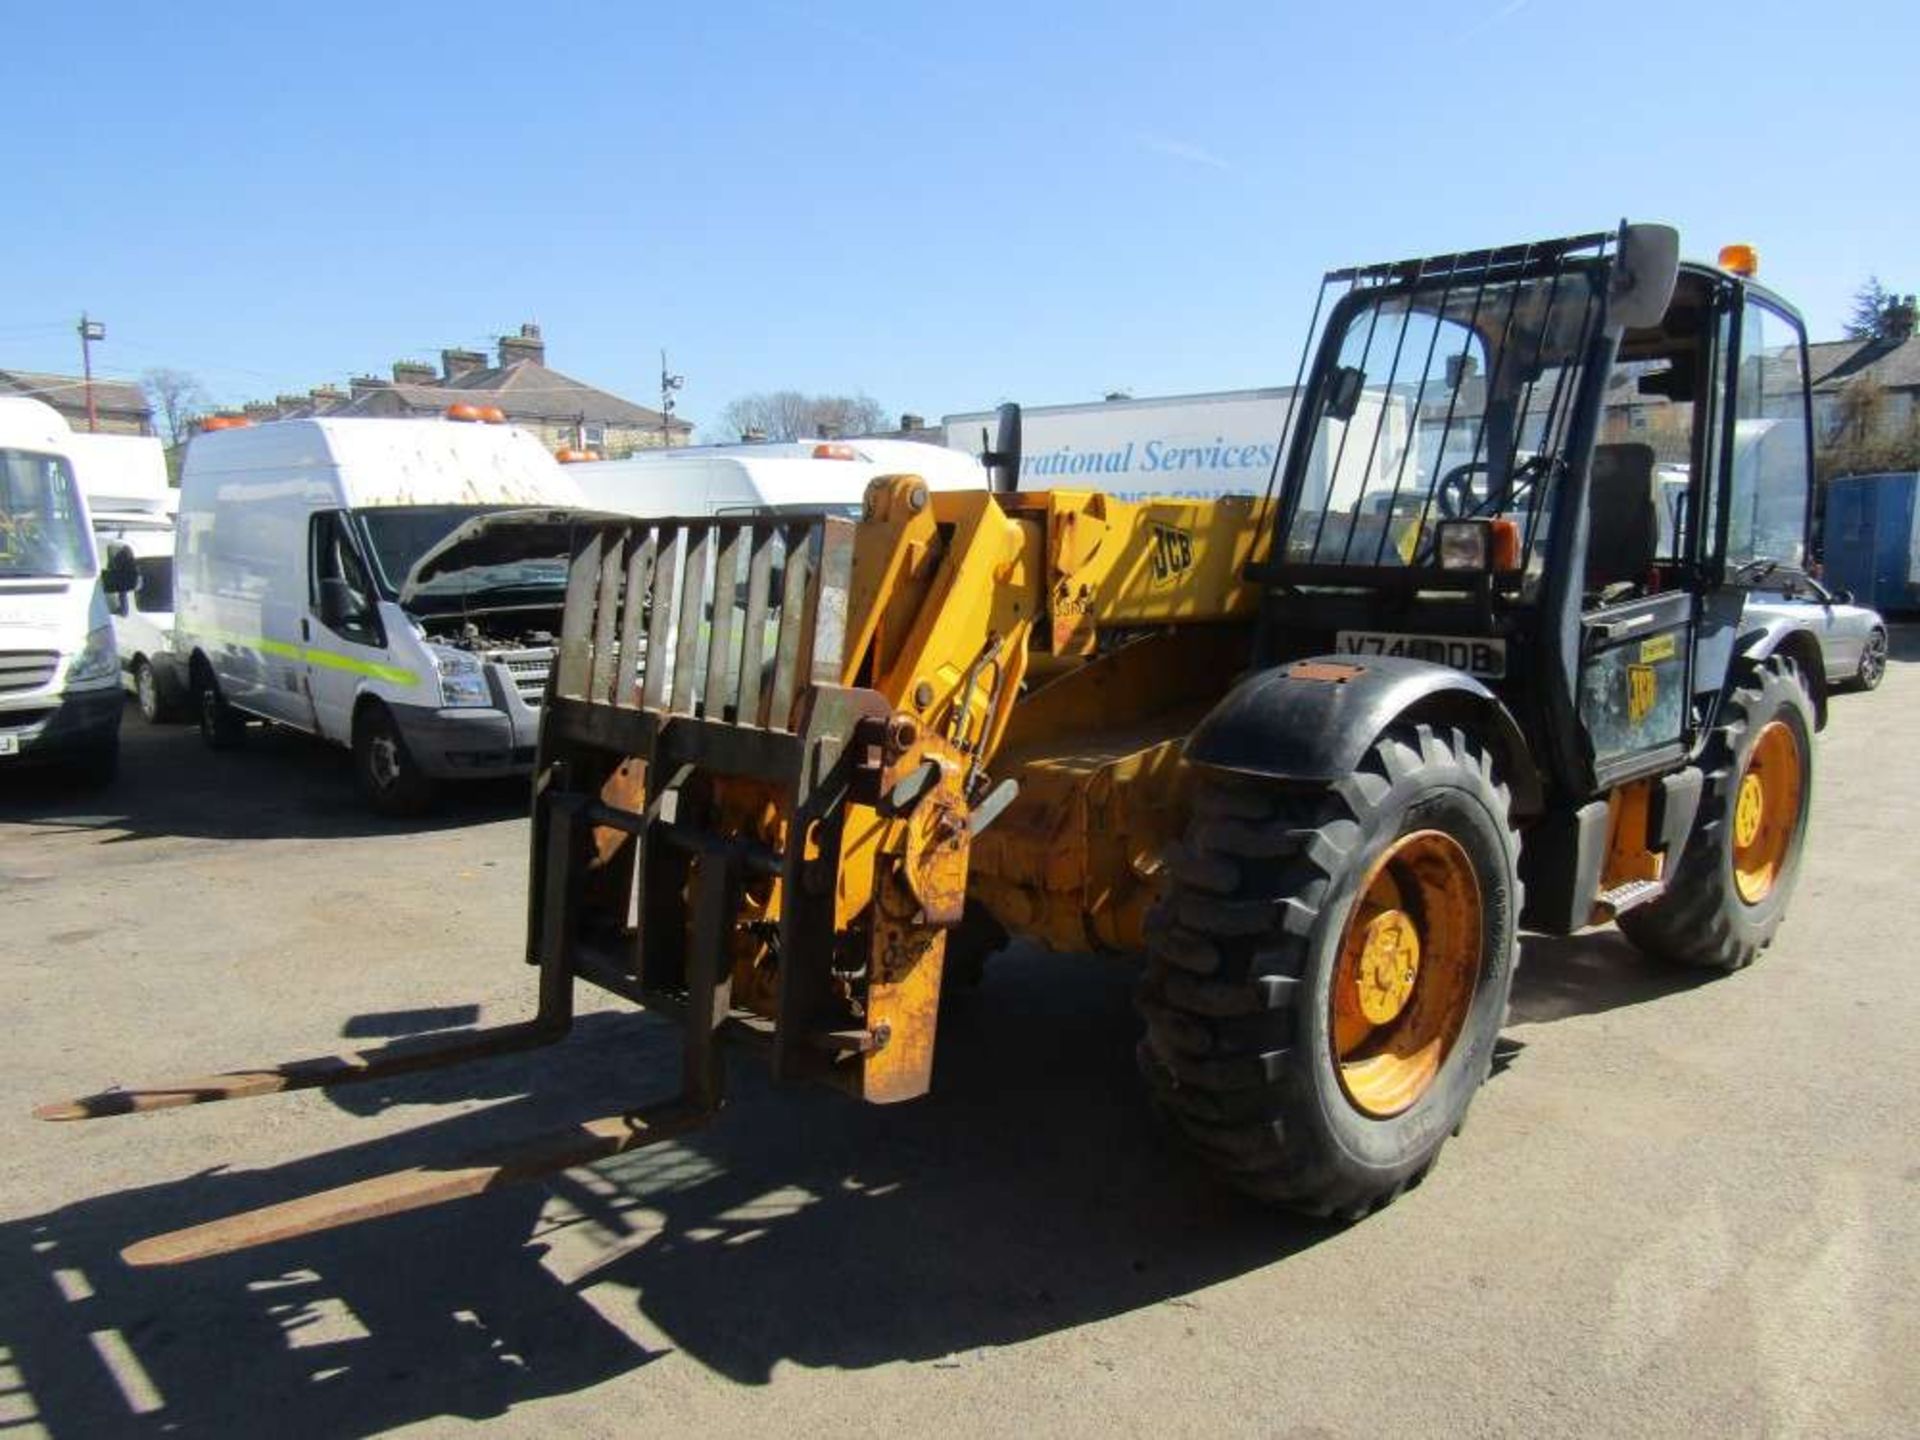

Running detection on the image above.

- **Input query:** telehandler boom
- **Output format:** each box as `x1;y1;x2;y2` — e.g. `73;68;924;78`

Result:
41;222;1829;1260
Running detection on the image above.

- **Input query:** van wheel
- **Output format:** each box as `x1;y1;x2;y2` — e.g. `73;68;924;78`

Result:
197;674;246;749
354;703;434;816
135;659;182;724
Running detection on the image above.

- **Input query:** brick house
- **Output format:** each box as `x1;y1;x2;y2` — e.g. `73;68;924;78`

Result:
0;370;153;435
251;324;690;455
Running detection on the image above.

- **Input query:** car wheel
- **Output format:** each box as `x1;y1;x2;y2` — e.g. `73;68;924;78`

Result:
197;673;247;749
1855;627;1887;691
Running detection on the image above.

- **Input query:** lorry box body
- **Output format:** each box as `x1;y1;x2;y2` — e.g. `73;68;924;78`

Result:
174;417;585;787
0;398;122;771
943;386;1399;504
1822;471;1920;613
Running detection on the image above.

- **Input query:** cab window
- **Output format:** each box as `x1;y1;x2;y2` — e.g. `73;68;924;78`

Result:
1726;299;1812;571
308;511;380;645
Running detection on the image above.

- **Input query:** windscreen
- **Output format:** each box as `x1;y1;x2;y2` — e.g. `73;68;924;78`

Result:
1276;263;1607;572
0;449;94;579
354;505;568;600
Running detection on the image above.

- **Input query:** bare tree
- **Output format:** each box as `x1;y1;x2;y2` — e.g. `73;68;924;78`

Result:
717;390;889;442
141;367;210;452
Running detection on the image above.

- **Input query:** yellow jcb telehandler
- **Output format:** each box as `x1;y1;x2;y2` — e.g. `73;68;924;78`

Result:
41;223;1829;1262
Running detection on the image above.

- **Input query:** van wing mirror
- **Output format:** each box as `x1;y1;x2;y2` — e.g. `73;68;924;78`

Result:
103;542;139;595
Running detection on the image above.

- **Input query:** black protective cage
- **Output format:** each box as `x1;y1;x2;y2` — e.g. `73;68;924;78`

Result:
1252;230;1621;591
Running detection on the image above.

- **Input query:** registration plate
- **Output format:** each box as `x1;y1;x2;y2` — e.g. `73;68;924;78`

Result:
0;734;18;756
1335;630;1507;679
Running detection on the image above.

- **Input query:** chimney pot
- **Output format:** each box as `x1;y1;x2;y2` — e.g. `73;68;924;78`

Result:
498;323;546;368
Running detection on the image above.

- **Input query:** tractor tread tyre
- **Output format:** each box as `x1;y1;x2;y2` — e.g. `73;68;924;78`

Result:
1138;723;1520;1218
1618;655;1814;972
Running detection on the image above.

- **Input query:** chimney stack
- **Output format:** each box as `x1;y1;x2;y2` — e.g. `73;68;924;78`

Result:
1885;296;1918;344
309;384;344;412
899;412;924;432
348;374;390;401
392;360;437;386
441;347;486;381
497;322;545;369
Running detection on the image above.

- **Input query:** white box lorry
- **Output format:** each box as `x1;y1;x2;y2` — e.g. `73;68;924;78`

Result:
174;415;586;812
0;397;132;782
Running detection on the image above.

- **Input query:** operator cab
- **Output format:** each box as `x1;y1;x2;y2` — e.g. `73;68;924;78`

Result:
1253;227;1816;803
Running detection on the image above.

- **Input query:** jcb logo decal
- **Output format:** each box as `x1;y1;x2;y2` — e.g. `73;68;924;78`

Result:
1627;664;1658;724
1150;524;1194;588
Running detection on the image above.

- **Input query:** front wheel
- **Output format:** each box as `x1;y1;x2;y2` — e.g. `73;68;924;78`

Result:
1138;724;1520;1219
1619;656;1814;971
1854;627;1887;691
353;703;434;817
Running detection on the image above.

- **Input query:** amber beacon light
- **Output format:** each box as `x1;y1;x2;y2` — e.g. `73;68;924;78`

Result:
1717;243;1759;277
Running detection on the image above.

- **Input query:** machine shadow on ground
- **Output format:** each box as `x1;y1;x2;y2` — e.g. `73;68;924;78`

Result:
1508;929;1713;1025
0;710;526;843
0;950;1344;1438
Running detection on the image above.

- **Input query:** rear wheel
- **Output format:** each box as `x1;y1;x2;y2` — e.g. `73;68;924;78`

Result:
196;669;247;749
1619;656;1813;971
1139;724;1520;1218
353;703;434;816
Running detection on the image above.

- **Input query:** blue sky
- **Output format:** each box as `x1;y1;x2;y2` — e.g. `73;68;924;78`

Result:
4;1;1910;437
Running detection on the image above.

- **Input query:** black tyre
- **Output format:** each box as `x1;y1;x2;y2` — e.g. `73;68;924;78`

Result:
1853;627;1887;691
196;670;247;749
133;658;183;724
353;702;434;816
1619;655;1814;971
1139;723;1520;1219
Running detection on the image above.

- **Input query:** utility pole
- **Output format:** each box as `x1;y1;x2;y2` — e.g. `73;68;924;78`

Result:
77;314;106;432
660;350;684;448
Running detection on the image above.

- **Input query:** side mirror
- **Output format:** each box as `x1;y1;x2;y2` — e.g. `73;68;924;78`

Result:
1609;223;1681;332
103;542;139;595
1839;588;1855;606
318;577;360;630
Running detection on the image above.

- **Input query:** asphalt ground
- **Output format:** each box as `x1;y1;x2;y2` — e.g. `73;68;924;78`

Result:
1;635;1916;1438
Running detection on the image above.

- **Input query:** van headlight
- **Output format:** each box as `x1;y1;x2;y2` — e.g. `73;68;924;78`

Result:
428;644;492;708
64;625;119;689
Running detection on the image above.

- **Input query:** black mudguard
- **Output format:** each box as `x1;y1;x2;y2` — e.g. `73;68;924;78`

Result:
1184;655;1543;817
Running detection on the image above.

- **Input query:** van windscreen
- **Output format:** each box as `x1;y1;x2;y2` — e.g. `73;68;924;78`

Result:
354;505;567;601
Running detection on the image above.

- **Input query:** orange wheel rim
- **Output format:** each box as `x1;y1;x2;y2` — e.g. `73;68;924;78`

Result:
1330;830;1482;1118
1732;720;1803;905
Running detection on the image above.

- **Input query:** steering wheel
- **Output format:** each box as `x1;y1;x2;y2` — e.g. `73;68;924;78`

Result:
1435;462;1491;518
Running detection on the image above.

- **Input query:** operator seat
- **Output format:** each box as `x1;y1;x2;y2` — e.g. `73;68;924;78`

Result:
1585;442;1659;602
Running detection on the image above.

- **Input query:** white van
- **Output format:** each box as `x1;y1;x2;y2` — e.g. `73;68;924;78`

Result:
569;437;986;518
175;415;587;813
0;398;132;782
71;432;185;723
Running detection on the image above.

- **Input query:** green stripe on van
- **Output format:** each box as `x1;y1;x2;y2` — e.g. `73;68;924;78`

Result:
207;630;419;688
